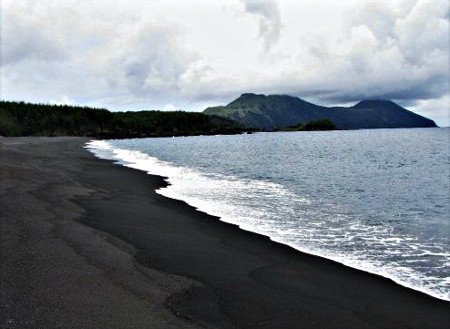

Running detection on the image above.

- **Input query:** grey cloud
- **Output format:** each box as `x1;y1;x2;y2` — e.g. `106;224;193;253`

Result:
0;4;67;66
1;0;448;126
240;0;282;51
226;0;448;107
179;0;448;111
108;25;194;98
319;0;449;104
1;1;196;105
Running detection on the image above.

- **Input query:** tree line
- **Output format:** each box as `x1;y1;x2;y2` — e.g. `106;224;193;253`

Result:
0;101;243;138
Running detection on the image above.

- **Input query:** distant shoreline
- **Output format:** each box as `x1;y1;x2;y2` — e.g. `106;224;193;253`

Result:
1;100;441;140
1;137;449;329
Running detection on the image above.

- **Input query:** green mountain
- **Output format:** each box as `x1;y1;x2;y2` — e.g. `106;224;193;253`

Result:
203;93;437;130
0;101;243;138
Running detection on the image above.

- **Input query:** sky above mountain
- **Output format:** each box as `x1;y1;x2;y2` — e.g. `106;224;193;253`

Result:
1;0;449;125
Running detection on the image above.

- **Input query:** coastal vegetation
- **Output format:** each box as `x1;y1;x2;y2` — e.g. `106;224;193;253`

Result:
1;95;438;138
0;101;243;138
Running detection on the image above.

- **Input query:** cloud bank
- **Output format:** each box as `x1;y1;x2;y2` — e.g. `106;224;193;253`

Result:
1;0;448;125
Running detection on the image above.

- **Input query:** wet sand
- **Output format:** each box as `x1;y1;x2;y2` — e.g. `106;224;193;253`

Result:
1;137;449;329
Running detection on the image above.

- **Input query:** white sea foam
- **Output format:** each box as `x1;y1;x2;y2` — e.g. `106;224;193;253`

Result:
85;140;450;302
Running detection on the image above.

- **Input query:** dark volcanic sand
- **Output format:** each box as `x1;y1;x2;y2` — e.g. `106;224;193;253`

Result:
1;137;449;329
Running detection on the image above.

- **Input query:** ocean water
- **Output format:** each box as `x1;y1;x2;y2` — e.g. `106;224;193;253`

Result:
86;128;450;301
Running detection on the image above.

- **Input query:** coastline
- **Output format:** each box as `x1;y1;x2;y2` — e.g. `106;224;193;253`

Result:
1;137;449;329
86;134;449;302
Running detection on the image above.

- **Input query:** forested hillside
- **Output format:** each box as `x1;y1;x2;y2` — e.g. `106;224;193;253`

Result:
204;94;437;130
0;101;243;138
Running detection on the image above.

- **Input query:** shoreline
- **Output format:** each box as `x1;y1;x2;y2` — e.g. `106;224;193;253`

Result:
86;137;449;303
1;137;449;329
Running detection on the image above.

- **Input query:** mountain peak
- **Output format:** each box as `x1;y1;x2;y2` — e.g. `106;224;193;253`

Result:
353;100;398;109
231;93;310;106
228;93;266;106
204;93;437;130
238;93;265;100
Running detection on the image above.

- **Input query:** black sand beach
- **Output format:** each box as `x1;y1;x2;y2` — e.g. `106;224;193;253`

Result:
1;137;449;329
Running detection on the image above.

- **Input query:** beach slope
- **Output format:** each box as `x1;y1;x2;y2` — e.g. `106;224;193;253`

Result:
1;137;448;329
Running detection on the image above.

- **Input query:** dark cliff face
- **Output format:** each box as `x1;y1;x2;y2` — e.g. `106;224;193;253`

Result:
204;94;438;130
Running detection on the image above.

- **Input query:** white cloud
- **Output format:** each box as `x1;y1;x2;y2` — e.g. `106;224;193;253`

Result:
101;24;196;98
0;2;67;65
49;96;76;107
0;0;196;106
411;95;450;127
263;0;449;103
0;0;448;125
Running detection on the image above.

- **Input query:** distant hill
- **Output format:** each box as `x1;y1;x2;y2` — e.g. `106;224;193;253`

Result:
203;93;437;130
0;101;243;138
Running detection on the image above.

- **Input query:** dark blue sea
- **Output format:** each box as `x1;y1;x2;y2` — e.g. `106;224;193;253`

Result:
87;128;450;301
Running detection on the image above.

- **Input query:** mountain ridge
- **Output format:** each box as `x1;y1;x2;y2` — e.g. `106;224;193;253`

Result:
203;93;437;130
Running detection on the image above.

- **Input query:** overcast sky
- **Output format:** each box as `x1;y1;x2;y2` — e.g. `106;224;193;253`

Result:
1;0;449;125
